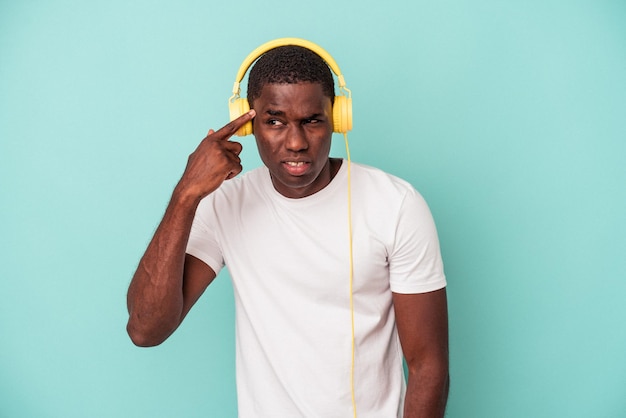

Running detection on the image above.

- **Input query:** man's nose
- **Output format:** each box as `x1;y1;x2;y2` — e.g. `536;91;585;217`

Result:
285;125;308;152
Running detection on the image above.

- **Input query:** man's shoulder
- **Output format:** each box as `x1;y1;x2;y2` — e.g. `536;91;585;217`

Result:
350;162;416;195
218;166;268;193
198;166;268;211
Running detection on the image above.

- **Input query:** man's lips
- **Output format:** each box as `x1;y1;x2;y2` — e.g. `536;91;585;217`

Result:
282;161;311;175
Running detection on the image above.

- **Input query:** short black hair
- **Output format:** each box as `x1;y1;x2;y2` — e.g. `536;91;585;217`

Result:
247;45;335;107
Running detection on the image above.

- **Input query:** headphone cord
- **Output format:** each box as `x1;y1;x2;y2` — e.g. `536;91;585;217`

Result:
344;132;357;418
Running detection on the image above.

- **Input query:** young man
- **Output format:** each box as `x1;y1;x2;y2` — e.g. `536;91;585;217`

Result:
127;45;449;417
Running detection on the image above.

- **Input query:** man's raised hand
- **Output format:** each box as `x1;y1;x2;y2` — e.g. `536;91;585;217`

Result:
175;110;256;202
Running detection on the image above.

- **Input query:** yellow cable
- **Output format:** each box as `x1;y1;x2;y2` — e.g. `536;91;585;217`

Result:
344;132;357;418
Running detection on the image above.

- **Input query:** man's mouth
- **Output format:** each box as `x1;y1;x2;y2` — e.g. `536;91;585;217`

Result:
282;161;310;175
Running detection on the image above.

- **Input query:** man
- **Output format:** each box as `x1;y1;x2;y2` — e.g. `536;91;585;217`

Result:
127;44;449;417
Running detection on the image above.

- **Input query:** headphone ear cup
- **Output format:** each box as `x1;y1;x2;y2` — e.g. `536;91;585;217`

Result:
229;98;252;136
332;95;353;133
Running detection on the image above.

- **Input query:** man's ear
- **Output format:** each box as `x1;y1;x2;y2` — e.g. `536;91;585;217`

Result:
250;105;255;135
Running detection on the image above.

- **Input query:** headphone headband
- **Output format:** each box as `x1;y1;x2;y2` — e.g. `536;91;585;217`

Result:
232;37;347;96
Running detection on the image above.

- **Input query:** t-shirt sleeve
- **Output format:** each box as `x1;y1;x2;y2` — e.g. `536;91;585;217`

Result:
186;200;225;276
388;188;446;294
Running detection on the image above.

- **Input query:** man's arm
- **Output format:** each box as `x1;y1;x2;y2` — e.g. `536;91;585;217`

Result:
126;110;255;347
393;288;449;418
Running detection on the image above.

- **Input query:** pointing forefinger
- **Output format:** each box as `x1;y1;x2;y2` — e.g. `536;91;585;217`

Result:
212;109;256;140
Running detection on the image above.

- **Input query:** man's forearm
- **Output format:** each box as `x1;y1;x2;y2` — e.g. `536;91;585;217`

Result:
126;189;200;346
403;366;449;418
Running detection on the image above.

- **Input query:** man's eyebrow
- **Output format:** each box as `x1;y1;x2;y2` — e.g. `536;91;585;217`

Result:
264;110;325;119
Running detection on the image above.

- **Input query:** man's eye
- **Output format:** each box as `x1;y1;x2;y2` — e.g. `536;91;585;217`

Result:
267;119;284;126
304;118;320;124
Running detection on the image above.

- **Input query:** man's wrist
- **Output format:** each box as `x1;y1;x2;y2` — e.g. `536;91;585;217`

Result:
171;182;205;212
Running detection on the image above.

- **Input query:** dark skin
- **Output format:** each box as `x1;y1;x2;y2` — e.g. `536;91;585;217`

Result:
394;289;449;418
252;82;340;198
126;82;449;417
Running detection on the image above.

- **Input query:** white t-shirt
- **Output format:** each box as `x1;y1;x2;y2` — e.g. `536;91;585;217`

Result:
187;160;446;417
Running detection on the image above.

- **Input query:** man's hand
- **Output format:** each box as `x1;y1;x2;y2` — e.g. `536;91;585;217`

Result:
176;110;256;202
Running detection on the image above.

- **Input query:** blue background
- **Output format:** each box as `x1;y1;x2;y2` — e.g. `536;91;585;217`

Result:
1;1;625;416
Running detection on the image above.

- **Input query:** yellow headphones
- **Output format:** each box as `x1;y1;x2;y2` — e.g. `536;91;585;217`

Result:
228;37;353;137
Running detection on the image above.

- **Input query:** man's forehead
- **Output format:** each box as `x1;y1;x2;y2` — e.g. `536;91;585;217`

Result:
257;81;326;93
252;83;332;108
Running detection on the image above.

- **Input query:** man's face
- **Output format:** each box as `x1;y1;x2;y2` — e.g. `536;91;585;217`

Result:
251;82;334;199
